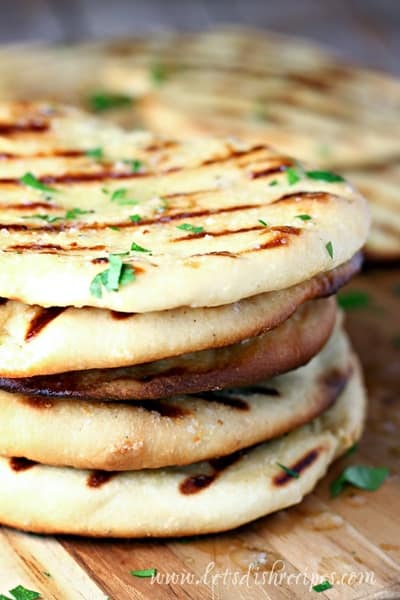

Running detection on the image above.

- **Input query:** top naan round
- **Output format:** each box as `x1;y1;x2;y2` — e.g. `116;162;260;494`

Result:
0;102;369;312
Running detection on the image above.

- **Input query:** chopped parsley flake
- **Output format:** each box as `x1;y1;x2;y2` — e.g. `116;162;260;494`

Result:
337;290;370;311
295;214;312;221
269;179;278;186
129;214;142;223
306;170;345;183
276;463;299;479
110;188;138;206
130;568;157;578
176;223;204;234
312;580;333;593
22;214;61;223
20;172;57;194
65;208;95;220
150;64;167;85
123;159;142;173
89;92;133;112
258;219;268;227
286;167;301;185
85;147;103;161
330;465;389;497
0;585;41;599
325;241;334;258
109;226;120;231
90;254;135;298
130;241;151;253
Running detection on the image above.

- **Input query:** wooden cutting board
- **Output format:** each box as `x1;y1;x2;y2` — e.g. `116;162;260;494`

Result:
0;267;398;600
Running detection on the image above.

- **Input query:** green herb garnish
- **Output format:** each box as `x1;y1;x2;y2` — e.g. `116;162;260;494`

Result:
129;214;142;223
277;463;299;479
306;170;345;183
85;147;103;161
312;580;333;592
110;188;139;206
109;226;120;231
295;214;312;221
130;241;151;253
0;585;41;600
258;219;268;227
325;241;334;258
22;214;61;223
89;92;133;112
176;223;204;234
286;167;301;185
123;159;142;173
90;254;135;298
269;180;278;186
65;208;94;220
337;290;370;311
330;465;389;497
20;172;57;195
150;64;167;85
131;568;157;578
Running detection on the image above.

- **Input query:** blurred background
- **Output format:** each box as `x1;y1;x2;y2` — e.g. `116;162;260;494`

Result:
0;0;399;74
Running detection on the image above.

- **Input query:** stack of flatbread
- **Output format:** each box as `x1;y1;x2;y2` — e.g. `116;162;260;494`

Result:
101;27;400;262
0;101;369;536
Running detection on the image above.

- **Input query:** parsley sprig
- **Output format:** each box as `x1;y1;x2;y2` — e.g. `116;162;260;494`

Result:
90;254;135;298
89;92;133;112
110;188;139;206
330;465;389;497
20;172;58;195
276;463;299;479
0;585;41;599
176;223;204;234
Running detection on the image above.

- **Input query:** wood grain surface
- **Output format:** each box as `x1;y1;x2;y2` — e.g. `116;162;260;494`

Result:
0;269;398;599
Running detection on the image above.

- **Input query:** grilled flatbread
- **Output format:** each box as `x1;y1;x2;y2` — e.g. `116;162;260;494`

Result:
0;102;369;312
0;256;358;376
0;297;336;401
0;342;364;536
102;27;398;260
0;317;347;470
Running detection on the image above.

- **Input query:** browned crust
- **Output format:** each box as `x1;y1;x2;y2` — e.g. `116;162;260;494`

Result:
0;298;337;401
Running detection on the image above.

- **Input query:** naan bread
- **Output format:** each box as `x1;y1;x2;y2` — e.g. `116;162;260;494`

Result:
0;297;336;401
0;102;369;311
102;27;398;260
0;318;348;470
0;343;364;536
0;256;359;376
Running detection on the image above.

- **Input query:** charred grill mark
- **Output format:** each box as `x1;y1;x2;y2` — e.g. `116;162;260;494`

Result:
0;120;49;136
0;149;84;160
25;307;67;342
271;191;332;205
134;400;190;418
191;391;249;411
180;450;243;494
91;257;109;264
7;243;106;253
191;250;238;258
174;224;266;242
320;368;351;400
0;203;256;234
0;298;8;306
22;396;54;409
145;140;178;152
9;457;37;472
199;144;267;167
273;448;322;486
4;201;60;210
250;159;293;179
87;471;116;488
110;310;135;320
